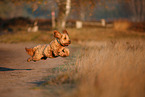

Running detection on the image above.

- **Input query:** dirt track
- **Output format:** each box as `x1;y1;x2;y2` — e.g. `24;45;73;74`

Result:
0;43;70;97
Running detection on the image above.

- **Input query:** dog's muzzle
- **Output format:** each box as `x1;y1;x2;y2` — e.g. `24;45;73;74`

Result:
69;40;71;44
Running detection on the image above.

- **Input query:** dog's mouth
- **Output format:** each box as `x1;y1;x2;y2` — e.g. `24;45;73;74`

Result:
64;43;71;46
63;43;69;46
63;41;71;46
60;40;71;46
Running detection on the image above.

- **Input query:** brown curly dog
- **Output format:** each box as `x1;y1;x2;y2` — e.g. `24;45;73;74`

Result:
25;30;71;62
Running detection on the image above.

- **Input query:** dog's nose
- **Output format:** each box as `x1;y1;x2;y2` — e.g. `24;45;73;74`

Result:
69;40;71;43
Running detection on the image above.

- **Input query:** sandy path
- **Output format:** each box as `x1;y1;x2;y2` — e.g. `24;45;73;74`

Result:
0;43;68;97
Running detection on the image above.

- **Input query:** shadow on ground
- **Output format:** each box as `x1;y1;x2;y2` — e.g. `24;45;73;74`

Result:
0;67;32;71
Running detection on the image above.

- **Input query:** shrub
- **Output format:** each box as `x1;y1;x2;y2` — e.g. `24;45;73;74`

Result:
114;19;131;30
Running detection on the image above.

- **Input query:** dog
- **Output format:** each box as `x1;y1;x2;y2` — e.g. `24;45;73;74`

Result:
25;30;71;62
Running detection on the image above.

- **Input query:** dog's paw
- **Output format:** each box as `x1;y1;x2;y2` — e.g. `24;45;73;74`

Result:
41;56;47;60
33;60;36;62
27;58;31;62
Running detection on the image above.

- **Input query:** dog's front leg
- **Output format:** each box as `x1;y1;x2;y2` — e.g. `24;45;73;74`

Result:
59;47;70;57
27;57;33;62
52;50;59;57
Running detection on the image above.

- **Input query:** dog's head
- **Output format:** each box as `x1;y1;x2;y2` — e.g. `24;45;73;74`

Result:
54;30;71;46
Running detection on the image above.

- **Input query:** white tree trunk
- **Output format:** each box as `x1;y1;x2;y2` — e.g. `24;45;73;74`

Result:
66;0;71;16
56;0;71;31
62;0;71;28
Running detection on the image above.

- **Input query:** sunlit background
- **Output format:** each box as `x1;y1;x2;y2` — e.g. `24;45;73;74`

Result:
0;0;145;97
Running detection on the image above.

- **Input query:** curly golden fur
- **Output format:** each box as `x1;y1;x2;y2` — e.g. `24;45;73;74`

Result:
25;30;71;62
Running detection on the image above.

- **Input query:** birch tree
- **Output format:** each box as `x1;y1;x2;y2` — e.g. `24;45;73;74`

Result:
128;0;145;22
6;0;71;31
56;0;71;31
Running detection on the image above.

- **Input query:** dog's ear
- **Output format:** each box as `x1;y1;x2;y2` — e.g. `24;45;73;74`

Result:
63;30;68;35
54;30;62;39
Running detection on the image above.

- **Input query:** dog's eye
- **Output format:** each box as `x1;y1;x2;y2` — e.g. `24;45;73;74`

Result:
62;49;65;52
64;37;66;40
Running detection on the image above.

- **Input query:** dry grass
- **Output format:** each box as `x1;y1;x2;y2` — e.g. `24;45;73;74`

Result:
0;31;53;43
114;19;131;31
68;28;145;43
45;39;145;97
0;28;145;43
71;39;145;97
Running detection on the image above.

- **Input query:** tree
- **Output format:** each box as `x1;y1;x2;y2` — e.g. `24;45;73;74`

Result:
19;0;71;31
0;1;28;18
119;0;145;22
71;0;97;21
55;0;71;31
129;0;145;22
1;0;71;31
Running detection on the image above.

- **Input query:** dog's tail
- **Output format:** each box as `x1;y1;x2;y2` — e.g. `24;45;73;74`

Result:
25;47;35;56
